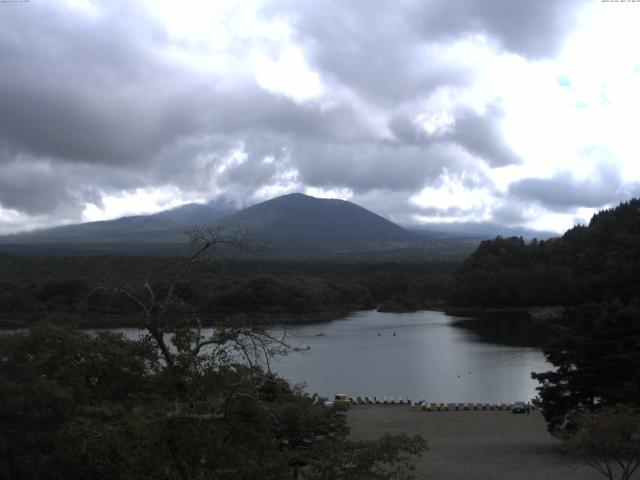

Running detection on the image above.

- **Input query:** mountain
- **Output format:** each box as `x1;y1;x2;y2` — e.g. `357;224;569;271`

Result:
0;193;416;248
212;193;418;244
407;222;557;241
0;201;235;245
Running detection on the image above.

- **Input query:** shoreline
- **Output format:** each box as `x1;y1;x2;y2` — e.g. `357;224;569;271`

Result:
0;305;565;331
0;309;354;331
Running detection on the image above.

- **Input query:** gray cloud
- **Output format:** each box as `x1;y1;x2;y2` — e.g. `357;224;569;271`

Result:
274;0;583;107
0;2;189;165
509;168;625;211
292;141;484;193
269;0;470;104
407;205;472;218
490;202;529;226
389;106;520;167
408;0;583;58
0;0;596;234
448;107;520;167
0;157;104;217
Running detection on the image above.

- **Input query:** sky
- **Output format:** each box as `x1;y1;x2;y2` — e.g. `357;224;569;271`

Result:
1;0;640;235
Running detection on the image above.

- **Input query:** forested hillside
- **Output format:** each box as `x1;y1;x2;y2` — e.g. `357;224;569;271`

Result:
450;199;640;307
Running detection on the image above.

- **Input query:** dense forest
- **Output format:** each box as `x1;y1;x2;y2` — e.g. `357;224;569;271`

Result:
0;255;453;328
450;199;640;307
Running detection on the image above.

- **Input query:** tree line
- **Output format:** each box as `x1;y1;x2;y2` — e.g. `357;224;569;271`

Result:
0;255;454;328
450;199;640;307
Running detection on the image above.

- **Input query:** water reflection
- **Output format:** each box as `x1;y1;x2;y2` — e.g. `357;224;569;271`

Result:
451;314;554;348
271;310;550;403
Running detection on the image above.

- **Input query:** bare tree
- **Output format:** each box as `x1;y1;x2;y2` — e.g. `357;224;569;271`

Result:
567;406;640;480
94;225;302;383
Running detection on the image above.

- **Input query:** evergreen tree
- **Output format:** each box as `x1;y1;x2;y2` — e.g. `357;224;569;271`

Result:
532;302;640;434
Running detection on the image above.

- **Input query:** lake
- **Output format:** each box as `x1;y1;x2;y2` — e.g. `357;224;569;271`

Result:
117;309;550;403
272;310;549;403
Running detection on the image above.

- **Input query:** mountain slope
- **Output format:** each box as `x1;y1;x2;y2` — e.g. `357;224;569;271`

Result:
0;193;421;256
0;202;234;244
213;193;418;243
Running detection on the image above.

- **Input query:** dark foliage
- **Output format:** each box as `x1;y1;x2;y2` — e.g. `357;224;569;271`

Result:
532;302;640;435
0;228;426;479
0;256;455;328
450;199;640;307
0;324;426;480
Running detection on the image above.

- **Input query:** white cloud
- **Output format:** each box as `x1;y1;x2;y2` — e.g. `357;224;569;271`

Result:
409;172;495;222
304;186;353;200
82;186;203;222
251;45;324;102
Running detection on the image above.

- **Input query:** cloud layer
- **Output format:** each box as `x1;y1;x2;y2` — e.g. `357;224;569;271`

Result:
0;0;637;234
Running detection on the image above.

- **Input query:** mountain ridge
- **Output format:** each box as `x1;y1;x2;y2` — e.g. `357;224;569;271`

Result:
0;193;418;247
213;193;418;243
0;193;555;259
0;202;234;244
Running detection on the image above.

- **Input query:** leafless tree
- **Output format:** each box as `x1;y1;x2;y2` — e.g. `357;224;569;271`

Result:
567;406;640;480
93;226;303;383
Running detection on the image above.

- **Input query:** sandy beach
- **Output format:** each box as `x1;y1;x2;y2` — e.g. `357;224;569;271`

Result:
348;405;601;480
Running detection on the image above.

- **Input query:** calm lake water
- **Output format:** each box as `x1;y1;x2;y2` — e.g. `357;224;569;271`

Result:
115;310;550;403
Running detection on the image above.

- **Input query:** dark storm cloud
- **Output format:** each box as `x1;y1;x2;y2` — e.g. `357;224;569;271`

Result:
0;158;101;216
0;2;206;166
0;146;150;218
509;168;625;211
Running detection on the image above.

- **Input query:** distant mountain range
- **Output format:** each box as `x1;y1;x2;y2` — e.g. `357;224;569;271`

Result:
0;193;555;258
408;222;557;241
0;193;416;246
0;201;234;244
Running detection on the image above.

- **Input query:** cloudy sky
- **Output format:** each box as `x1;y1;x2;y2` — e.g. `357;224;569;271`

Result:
1;0;639;234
